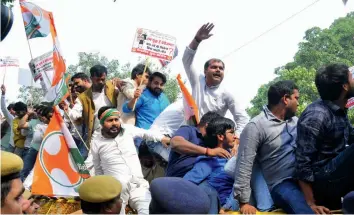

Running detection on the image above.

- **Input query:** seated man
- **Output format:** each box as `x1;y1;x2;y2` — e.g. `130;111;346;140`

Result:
183;117;236;213
166;111;231;178
296;64;354;212
184;117;274;213
78;175;123;214
90;106;170;215
149;177;210;214
234;80;314;214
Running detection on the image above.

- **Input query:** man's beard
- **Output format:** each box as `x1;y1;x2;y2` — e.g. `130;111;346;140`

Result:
102;125;120;138
93;83;104;92
75;85;87;93
147;86;162;96
347;87;354;99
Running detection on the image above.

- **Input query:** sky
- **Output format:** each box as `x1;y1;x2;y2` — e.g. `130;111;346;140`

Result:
1;0;353;109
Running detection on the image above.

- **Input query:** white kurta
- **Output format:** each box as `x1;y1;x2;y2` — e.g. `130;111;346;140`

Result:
90;124;164;215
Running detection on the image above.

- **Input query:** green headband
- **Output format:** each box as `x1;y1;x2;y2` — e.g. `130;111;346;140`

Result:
99;109;120;125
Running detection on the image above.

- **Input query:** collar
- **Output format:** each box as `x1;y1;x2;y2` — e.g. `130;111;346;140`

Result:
204;76;220;89
262;105;294;123
263;105;281;122
322;100;348;115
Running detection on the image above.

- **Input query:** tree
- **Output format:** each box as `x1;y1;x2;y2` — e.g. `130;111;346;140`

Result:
247;67;317;118
18;52;180;104
248;12;354;122
18;86;45;106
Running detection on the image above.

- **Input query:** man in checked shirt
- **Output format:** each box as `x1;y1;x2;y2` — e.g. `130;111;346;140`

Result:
296;64;354;213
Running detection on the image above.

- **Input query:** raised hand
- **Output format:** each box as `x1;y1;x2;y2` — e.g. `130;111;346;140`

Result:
133;89;142;99
195;23;215;42
1;85;6;95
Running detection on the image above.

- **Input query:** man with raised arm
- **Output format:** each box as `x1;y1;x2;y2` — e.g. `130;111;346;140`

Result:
182;22;249;139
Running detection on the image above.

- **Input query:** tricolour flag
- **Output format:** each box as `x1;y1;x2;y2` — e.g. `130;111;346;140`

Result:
42;13;69;106
49;13;66;87
31;107;90;197
20;0;51;39
177;74;200;125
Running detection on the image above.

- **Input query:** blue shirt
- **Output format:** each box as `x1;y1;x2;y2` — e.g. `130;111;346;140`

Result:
122;89;170;129
184;156;234;206
296;100;354;182
166;126;205;177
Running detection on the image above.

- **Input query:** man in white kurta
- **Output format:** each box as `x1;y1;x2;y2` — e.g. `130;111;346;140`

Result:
182;23;249;138
90;106;169;215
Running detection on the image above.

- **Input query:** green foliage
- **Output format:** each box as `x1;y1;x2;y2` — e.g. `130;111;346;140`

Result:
18;86;45;106
249;12;354;123
2;0;14;6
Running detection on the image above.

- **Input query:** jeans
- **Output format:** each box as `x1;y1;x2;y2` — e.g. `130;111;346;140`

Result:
74;137;88;160
13;147;29;159
20;148;38;181
313;143;354;209
134;138;171;162
226;157;274;211
134;138;144;154
145;140;171;162
199;180;219;214
271;179;314;214
7;144;15;153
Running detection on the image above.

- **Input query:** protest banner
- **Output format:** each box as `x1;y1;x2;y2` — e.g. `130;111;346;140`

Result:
131;28;176;61
0;57;19;67
31;51;54;81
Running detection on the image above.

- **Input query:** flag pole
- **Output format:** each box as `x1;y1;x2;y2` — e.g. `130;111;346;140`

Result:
63;110;89;150
2;59;7;85
132;56;149;111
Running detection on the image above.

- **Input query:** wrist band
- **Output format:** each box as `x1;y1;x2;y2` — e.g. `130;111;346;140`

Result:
205;148;209;156
194;37;201;43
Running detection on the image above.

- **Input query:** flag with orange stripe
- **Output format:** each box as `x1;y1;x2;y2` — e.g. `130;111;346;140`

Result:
31;107;90;197
20;0;51;39
177;74;200;124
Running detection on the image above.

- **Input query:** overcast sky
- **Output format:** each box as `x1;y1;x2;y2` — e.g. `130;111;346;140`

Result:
1;0;353;109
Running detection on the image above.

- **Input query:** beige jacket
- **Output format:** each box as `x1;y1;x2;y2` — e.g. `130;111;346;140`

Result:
117;78;145;125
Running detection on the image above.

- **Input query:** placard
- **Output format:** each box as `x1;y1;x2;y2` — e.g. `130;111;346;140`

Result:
131;28;176;61
0;57;19;67
31;51;53;81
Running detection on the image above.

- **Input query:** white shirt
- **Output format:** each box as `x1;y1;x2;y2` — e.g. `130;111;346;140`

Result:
91;124;164;186
1;95;14;147
69;90;112;132
149;99;186;136
182;46;249;135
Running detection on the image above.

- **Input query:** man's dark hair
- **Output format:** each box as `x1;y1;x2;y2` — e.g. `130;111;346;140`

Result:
315;64;350;101
90;65;108;78
149;72;167;84
268;80;298;106
71;72;90;82
205;117;235;148
204;58;225;71
80;195;120;214
7;103;14;111
13;102;27;112
41;106;54;119
131;64;152;80
199;111;221;127
1;180;12;206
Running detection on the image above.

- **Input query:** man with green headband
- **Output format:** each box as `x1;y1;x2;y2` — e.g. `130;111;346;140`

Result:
90;106;170;215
